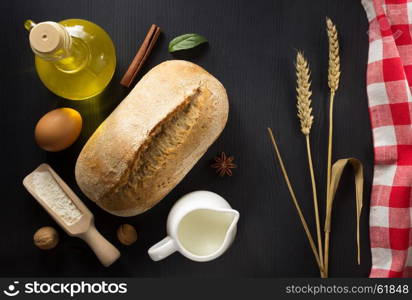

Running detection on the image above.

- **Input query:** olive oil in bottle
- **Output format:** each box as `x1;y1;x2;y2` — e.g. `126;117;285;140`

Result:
25;19;116;100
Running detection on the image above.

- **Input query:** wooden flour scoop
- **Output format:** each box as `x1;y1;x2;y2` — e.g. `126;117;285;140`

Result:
23;163;120;267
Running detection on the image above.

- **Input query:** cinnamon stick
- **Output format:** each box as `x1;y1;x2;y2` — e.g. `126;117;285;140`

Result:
120;24;161;87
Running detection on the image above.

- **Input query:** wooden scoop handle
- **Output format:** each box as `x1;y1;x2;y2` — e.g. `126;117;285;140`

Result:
79;224;120;267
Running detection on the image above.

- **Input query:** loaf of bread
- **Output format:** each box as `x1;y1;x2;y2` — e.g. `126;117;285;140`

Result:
75;60;229;216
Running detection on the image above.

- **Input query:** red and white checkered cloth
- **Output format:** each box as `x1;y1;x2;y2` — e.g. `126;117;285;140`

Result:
362;0;412;278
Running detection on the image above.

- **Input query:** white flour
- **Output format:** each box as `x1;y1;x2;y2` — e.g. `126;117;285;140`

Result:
32;171;82;225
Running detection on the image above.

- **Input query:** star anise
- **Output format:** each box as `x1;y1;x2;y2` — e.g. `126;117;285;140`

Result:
211;152;237;177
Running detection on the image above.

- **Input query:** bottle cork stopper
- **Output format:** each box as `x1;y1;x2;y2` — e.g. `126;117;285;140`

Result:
29;22;66;54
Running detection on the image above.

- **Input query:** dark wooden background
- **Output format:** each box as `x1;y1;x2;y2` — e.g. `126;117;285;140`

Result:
0;0;373;277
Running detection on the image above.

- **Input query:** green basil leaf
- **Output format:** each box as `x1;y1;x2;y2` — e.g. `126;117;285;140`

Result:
168;33;208;53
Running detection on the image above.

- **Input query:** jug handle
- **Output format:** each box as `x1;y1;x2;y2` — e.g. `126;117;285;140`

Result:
148;236;177;261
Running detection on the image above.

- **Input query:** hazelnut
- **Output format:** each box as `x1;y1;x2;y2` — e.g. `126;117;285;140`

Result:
34;226;59;250
117;224;137;245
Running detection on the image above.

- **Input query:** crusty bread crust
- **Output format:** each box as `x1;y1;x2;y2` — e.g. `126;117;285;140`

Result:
75;60;228;216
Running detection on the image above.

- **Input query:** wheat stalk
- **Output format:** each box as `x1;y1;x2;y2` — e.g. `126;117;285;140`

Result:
296;52;325;277
267;128;323;272
324;17;341;278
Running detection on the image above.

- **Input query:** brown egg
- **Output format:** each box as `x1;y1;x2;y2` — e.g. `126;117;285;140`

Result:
35;108;82;152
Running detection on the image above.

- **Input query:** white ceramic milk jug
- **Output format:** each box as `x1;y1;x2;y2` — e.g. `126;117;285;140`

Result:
148;191;239;262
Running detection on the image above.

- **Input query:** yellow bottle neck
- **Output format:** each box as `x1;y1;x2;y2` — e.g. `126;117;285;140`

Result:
49;38;90;73
27;20;89;72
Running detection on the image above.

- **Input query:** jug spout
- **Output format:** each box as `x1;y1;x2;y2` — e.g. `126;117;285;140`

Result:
204;207;239;242
203;207;239;259
223;209;240;237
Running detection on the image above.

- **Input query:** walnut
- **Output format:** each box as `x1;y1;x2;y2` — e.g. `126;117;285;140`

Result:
117;224;137;245
33;226;59;250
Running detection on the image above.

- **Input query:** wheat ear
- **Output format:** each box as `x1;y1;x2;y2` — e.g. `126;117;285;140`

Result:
324;17;340;278
296;52;325;277
267;128;323;271
296;52;313;136
326;18;340;93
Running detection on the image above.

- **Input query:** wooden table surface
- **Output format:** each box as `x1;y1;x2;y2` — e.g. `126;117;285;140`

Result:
0;0;373;277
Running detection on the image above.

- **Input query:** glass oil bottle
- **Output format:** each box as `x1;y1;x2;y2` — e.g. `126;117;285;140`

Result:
25;19;116;100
